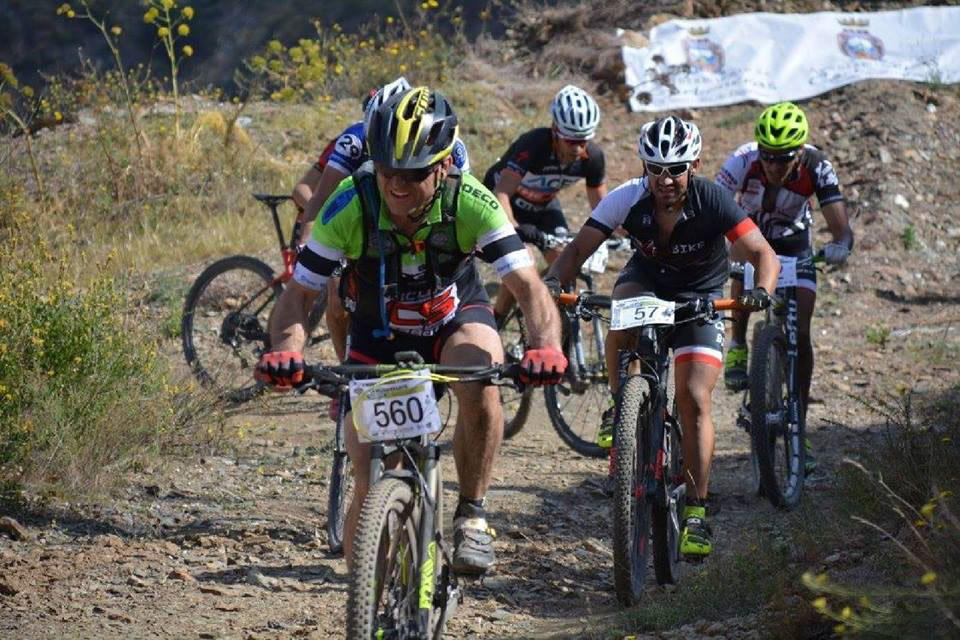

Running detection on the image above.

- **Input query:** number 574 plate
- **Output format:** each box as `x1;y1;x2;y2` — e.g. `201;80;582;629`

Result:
349;371;441;442
610;296;676;330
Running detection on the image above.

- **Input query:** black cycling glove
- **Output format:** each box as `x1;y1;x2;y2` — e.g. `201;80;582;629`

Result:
739;287;773;312
515;224;546;251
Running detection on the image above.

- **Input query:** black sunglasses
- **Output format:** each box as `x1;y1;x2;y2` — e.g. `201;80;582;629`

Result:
376;164;437;183
645;161;690;177
759;150;799;164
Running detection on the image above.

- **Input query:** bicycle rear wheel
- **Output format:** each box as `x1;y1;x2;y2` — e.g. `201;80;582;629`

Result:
326;450;354;554
347;478;420;638
749;322;804;509
544;294;611;458
181;256;280;402
652;416;684;585
499;307;534;440
611;374;653;606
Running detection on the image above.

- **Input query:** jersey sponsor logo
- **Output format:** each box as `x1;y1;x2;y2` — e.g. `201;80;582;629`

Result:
321;186;357;224
335;133;363;160
387;284;459;334
520;173;583;193
461;182;498;210
672;240;706;255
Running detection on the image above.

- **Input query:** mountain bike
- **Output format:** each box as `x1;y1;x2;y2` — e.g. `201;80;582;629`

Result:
181;193;328;402
496;231;631;458
607;295;742;605
301;354;523;639
735;254;820;510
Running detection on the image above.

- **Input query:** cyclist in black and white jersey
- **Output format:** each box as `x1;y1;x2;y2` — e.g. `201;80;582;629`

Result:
483;85;607;323
547;115;779;557
715;102;853;469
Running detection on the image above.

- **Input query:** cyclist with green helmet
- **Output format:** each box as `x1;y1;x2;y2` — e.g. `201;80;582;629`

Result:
715;101;854;468
256;87;565;575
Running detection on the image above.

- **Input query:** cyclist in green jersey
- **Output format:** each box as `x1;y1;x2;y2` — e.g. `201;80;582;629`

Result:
256;87;565;575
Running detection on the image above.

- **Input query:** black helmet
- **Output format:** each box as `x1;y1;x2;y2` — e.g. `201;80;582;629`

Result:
366;86;459;170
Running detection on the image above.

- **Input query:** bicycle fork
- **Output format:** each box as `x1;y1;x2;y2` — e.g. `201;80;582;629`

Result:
782;296;804;489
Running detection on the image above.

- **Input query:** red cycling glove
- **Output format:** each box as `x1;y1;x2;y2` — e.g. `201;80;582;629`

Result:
255;351;305;390
519;348;568;386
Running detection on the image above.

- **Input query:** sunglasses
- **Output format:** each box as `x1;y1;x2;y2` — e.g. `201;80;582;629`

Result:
376;164;437;183
645;161;690;177
759;150;799;164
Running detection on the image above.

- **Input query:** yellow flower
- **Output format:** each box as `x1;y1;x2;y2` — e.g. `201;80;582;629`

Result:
420;2;429;9
144;8;158;23
162;0;174;9
182;6;194;19
157;26;171;37
54;111;62;121
812;597;828;611
834;624;846;634
921;502;936;518
111;26;122;36
22;85;34;98
921;571;937;585
334;64;343;75
67;9;75;18
428;0;439;7
182;45;194;56
178;24;190;36
386;16;394;24
915;519;928;527
841;606;852;619
859;596;870;607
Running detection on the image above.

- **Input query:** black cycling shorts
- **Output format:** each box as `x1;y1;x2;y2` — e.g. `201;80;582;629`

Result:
614;261;726;368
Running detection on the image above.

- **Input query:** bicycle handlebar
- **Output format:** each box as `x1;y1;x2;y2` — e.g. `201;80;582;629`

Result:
554;292;748;314
301;362;525;388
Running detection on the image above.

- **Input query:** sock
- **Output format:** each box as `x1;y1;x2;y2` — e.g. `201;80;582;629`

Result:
455;496;485;520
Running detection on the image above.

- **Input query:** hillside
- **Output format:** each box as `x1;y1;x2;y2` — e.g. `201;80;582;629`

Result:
1;1;959;638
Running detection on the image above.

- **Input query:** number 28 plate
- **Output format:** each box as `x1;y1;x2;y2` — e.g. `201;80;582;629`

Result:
610;296;676;330
349;371;441;442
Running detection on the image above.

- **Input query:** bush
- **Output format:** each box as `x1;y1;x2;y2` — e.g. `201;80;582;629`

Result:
0;228;215;496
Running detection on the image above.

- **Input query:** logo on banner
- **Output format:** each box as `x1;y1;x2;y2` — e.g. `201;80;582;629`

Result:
683;27;725;74
837;18;884;61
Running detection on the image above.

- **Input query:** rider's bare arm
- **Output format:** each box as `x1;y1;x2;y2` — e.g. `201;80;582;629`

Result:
292;165;323;211
502;265;562;350
545;225;607;287
492;168;524;227
268;280;324;353
586;183;607;210
733;228;779;293
821;200;854;247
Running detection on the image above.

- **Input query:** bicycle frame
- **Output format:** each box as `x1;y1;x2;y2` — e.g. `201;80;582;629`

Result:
562;272;607;393
252;193;301;286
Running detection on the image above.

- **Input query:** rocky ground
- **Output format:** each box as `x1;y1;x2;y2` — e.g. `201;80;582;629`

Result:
2;78;958;639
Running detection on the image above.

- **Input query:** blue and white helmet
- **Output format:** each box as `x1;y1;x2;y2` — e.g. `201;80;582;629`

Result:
637;115;702;164
550;84;600;140
363;76;411;135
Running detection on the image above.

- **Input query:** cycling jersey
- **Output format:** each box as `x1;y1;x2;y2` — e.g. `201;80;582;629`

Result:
714;142;843;253
584;176;757;293
483;127;604;211
323;121;471;177
294;171;531;336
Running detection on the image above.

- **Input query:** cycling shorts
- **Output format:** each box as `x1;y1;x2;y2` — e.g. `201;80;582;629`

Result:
614;262;726;368
514;202;569;237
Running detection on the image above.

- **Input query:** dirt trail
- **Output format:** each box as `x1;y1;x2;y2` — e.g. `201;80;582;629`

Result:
3;79;959;638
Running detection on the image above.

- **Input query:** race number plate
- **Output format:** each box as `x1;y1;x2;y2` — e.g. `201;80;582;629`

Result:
349;371;441;442
743;255;797;290
610;296;676;330
585;241;609;273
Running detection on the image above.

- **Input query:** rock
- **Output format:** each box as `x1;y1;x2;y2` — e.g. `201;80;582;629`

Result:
126;575;151;589
168;568;197;583
894;194;910;209
878;147;892;164
247;568;281;591
0;516;30;541
0;576;21;595
583;538;610;556
199;584;232;596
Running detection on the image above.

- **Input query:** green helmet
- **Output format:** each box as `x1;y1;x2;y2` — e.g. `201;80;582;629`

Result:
754;102;808;151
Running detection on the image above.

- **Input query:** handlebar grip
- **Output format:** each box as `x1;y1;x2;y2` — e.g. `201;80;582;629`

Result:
712;298;744;311
555;292;578;307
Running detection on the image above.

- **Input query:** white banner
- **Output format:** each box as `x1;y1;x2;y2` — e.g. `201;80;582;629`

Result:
622;7;960;111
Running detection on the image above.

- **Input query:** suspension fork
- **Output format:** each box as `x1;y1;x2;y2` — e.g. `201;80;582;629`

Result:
417;444;440;631
782;288;802;432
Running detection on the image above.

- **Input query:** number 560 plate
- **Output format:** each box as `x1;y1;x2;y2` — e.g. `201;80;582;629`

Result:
349;371;441;442
610;296;676;330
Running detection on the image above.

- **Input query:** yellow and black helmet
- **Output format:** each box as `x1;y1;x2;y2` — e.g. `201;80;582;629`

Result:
366;86;459;169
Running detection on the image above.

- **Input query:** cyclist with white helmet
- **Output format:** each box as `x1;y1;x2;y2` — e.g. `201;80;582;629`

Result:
291;77;472;364
546;115;779;557
715;101;853;471
483;84;607;324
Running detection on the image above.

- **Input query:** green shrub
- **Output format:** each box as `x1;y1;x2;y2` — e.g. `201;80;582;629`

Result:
0;231;214;496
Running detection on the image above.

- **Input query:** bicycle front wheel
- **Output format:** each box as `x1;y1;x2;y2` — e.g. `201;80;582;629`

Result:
347;478;421;638
612;374;653;606
749;322;804;509
544;294;611;458
499;307;534;440
181;255;281;402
